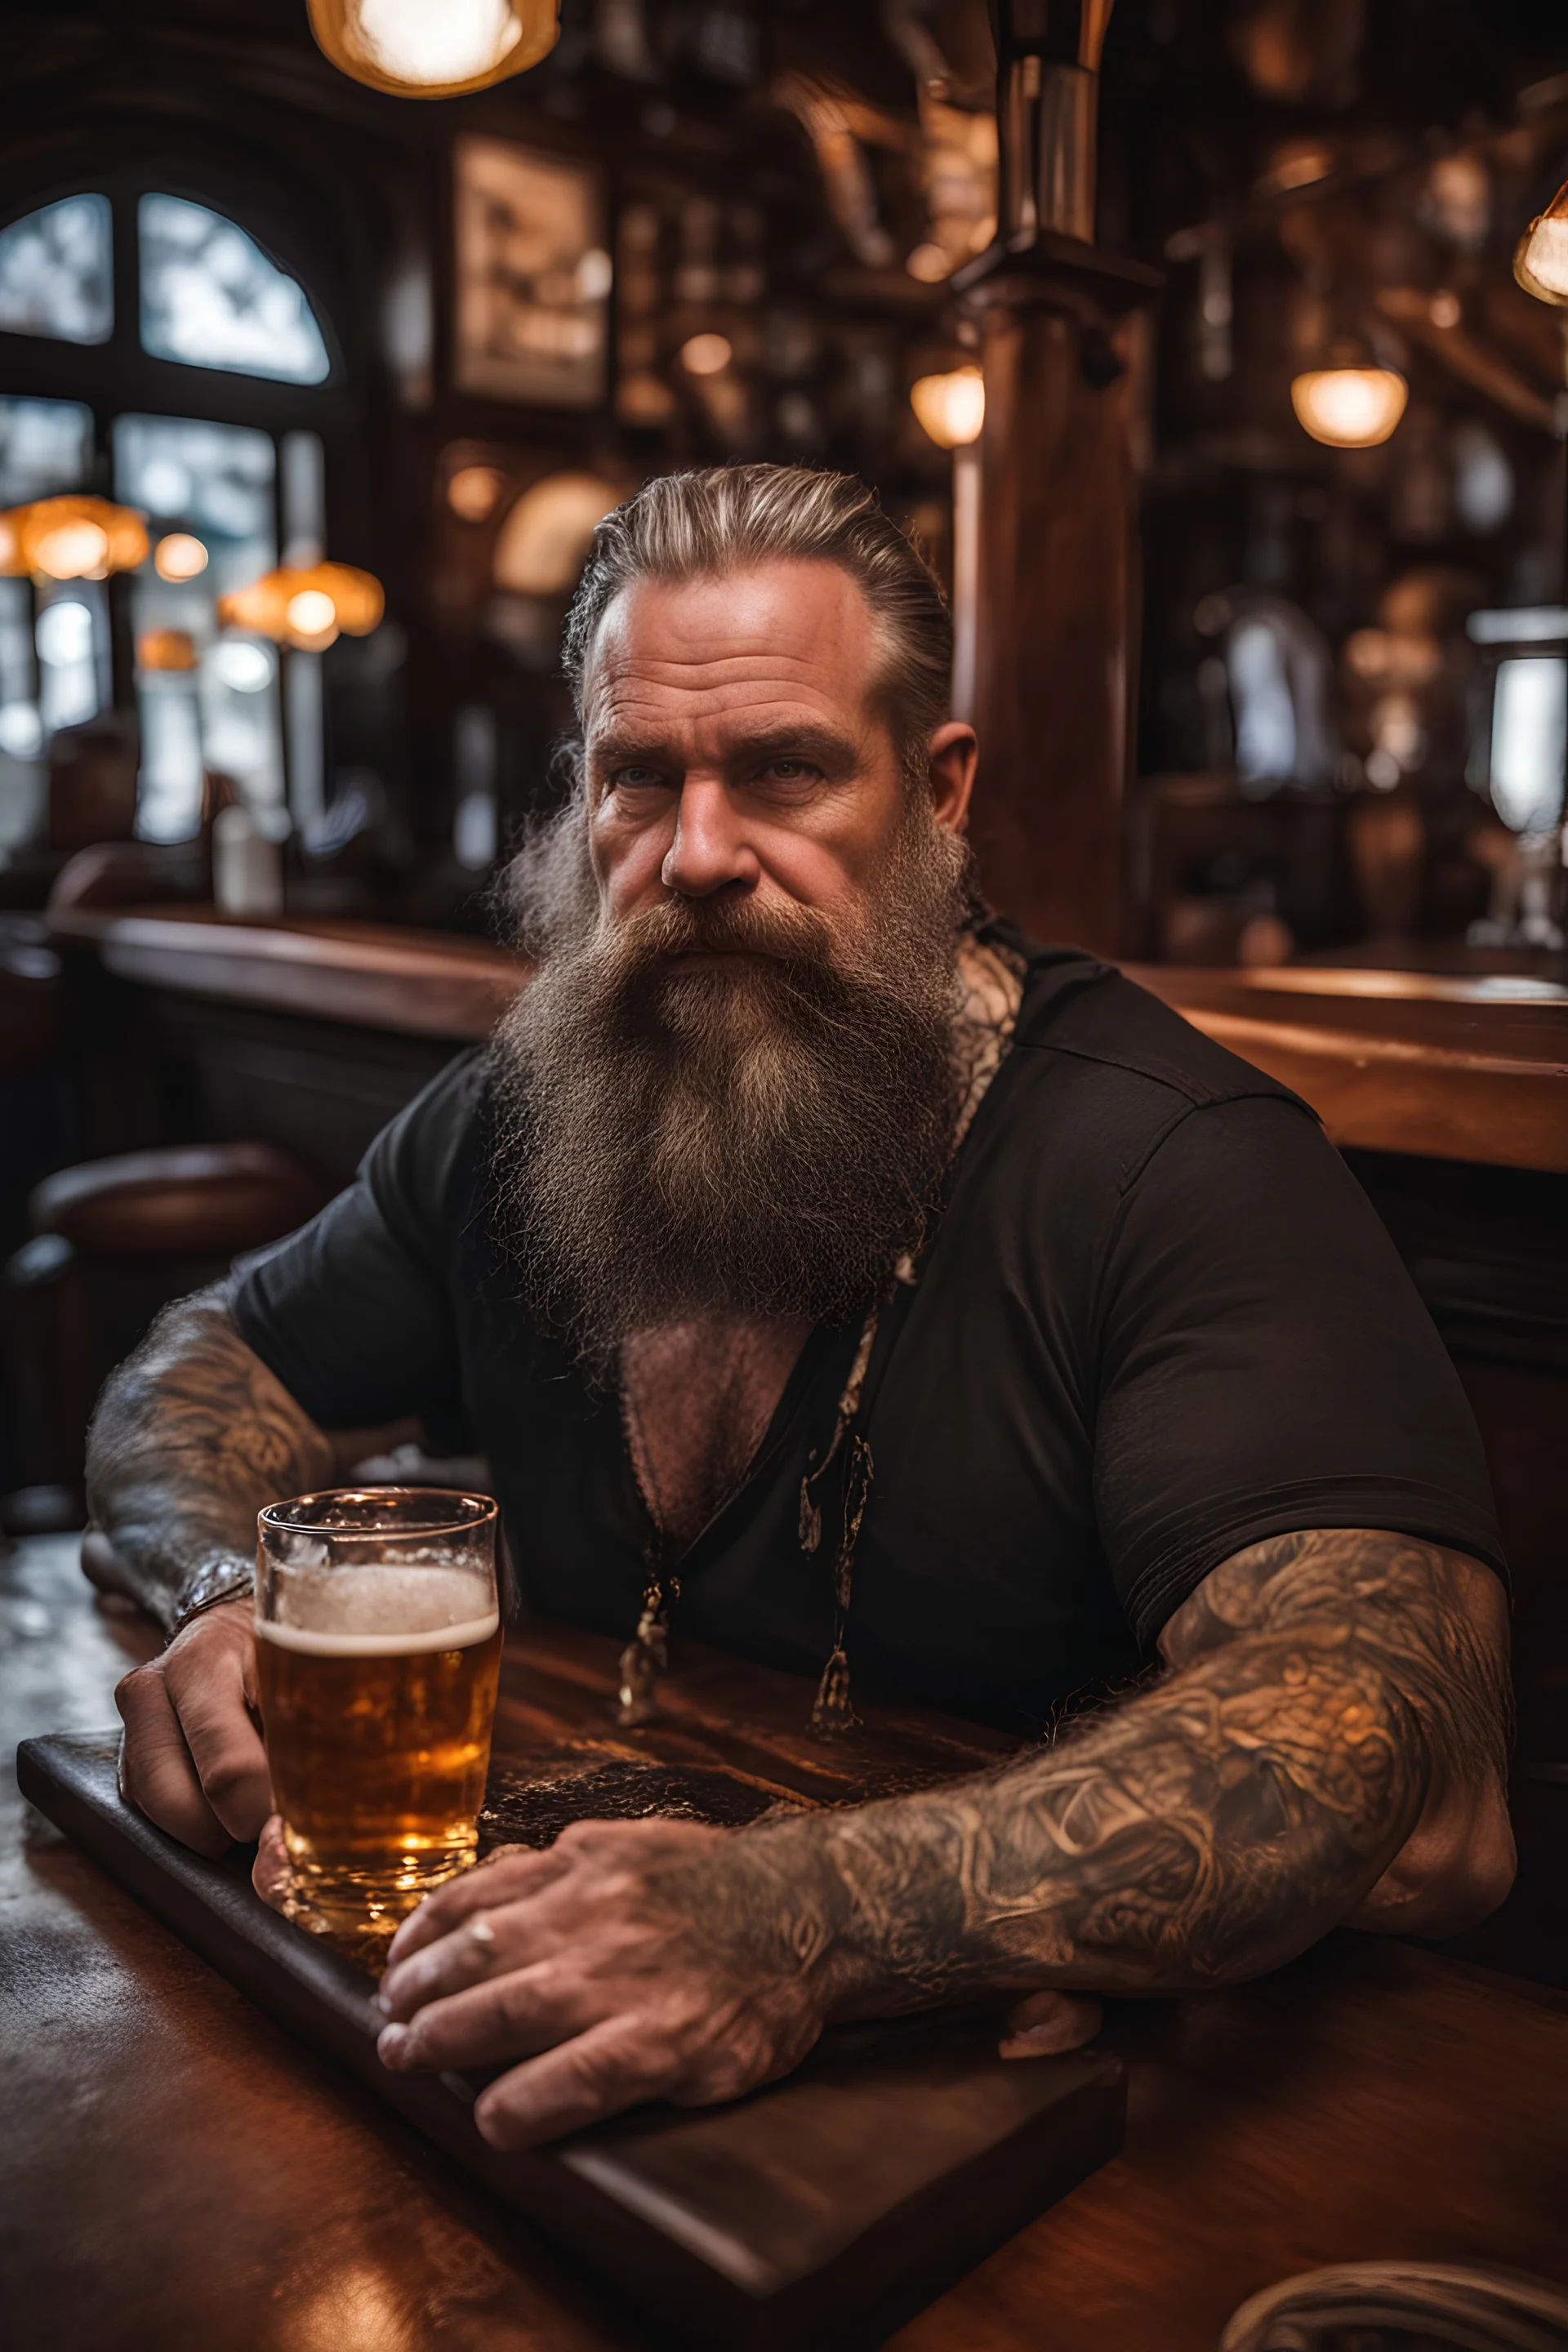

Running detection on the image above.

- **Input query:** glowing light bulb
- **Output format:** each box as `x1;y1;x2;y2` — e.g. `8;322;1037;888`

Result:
307;0;558;97
910;366;985;450
285;588;338;639
680;332;733;376
1515;181;1568;307
905;243;951;284
1290;368;1408;449
448;465;506;522
34;519;110;578
154;532;209;581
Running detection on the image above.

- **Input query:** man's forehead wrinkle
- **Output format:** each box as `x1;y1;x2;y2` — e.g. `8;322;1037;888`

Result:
581;560;883;730
588;666;876;751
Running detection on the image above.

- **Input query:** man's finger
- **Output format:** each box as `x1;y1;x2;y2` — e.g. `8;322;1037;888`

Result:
472;2016;679;2149
377;1911;517;2021
253;1814;292;1911
116;1666;231;1859
998;1989;1103;2059
385;1844;567;1966
164;1637;272;1841
377;1961;583;2074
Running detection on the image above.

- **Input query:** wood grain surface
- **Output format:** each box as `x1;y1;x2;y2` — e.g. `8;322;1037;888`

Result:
19;1731;1125;2351
5;1534;1567;2350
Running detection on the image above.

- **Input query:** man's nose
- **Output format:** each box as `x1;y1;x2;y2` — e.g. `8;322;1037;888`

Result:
661;777;760;898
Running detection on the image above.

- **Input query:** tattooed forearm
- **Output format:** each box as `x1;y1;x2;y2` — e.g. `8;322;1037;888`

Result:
684;1530;1513;2007
84;1283;334;1629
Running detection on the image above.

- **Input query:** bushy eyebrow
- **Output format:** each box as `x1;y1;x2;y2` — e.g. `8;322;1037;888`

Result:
589;723;861;778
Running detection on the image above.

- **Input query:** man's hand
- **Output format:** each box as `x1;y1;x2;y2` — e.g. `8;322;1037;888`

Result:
115;1599;270;1858
360;1820;1102;2149
372;1820;833;2148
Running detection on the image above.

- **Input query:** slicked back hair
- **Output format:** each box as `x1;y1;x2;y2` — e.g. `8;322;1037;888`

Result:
560;464;954;782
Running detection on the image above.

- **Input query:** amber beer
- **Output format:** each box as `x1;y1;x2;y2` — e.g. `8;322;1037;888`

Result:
255;1490;501;1936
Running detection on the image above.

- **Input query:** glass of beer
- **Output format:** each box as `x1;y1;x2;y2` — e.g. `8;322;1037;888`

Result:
254;1487;502;1938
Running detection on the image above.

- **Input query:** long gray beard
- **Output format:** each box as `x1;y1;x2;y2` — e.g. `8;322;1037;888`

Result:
490;795;970;1368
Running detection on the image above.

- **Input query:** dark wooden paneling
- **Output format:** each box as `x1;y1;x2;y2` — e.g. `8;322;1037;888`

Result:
152;996;469;1189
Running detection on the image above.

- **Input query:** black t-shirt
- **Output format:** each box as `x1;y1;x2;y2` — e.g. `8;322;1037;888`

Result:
232;938;1505;1735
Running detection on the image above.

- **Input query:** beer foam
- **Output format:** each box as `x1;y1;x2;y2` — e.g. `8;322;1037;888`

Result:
257;1563;498;1656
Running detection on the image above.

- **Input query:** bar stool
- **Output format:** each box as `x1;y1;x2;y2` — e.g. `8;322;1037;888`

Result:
3;1142;327;1530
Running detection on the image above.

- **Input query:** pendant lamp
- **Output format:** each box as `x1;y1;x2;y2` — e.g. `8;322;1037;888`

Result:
3;495;149;581
218;561;385;653
1290;336;1407;449
909;367;985;450
307;0;559;99
1515;179;1568;306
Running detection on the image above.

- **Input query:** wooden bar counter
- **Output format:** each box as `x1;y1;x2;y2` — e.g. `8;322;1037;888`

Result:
47;903;1568;1174
6;1532;1568;2352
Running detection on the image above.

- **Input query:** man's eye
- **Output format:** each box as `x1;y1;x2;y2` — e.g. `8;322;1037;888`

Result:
612;768;666;790
759;760;818;782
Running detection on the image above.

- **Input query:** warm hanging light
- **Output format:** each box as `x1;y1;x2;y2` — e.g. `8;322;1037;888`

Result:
15;495;149;580
448;465;506;521
0;510;25;577
154;532;209;581
306;0;558;99
910;366;985;449
218;559;384;653
1514;178;1568;306
1290;348;1407;449
680;332;733;377
137;628;200;673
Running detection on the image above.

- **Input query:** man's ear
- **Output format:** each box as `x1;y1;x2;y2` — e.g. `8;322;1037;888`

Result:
928;719;978;834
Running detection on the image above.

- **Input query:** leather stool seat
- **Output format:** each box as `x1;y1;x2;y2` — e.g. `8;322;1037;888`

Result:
30;1143;325;1258
5;1143;328;1523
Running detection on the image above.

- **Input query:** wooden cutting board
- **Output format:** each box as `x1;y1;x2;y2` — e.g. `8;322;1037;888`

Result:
18;1625;1125;2350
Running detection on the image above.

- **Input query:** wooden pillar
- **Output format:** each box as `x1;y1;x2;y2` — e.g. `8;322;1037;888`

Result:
953;2;1157;956
960;251;1155;954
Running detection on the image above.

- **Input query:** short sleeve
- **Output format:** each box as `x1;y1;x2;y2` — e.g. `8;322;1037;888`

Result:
230;1051;484;1443
1093;1094;1507;1646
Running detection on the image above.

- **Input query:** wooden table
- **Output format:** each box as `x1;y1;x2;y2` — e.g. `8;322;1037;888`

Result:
5;1531;1567;2350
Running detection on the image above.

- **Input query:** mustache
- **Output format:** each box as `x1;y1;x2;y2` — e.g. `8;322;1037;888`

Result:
597;891;842;978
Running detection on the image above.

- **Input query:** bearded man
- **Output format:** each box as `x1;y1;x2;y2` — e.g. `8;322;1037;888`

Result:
89;464;1514;2152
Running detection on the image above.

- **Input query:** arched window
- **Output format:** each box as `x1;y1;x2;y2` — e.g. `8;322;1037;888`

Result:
0;186;337;853
0;195;113;346
138;195;330;385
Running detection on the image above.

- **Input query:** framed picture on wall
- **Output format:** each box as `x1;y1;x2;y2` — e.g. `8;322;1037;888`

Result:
452;136;610;408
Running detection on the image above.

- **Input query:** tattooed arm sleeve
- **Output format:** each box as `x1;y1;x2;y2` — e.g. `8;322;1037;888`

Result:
722;1530;1515;2007
83;1284;336;1631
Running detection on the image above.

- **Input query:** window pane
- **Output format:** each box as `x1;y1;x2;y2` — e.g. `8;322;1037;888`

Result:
0;194;113;345
0;576;46;861
1490;656;1568;835
138;194;330;385
115;412;276;542
0;394;94;503
114;413;285;840
36;586;105;737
